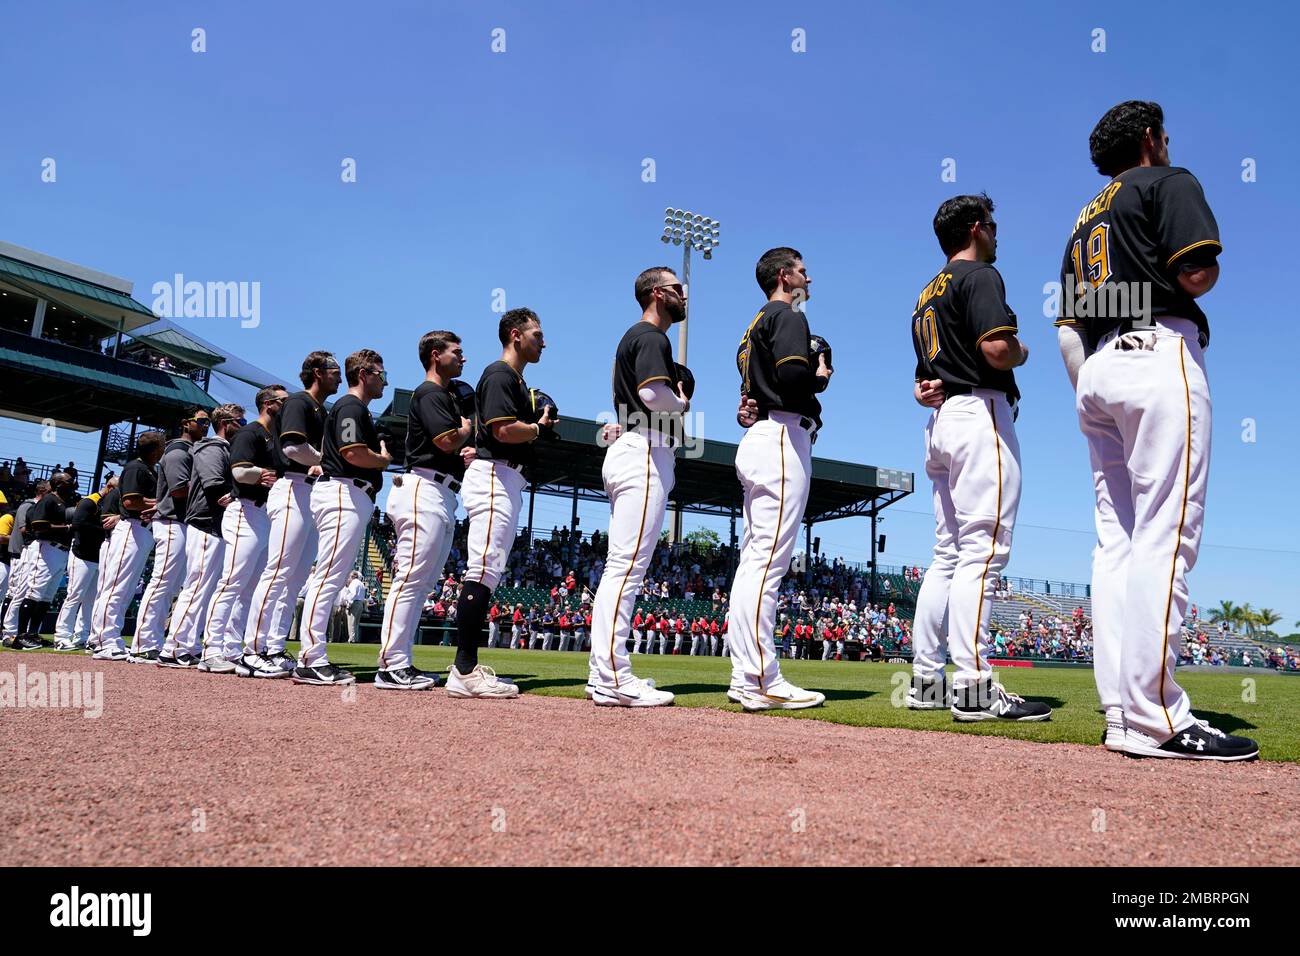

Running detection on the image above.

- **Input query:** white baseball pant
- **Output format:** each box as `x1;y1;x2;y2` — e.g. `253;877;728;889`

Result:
243;474;317;657
0;560;9;618
376;471;456;672
911;390;1021;692
203;499;271;661
55;554;99;643
461;459;526;592
299;479;371;668
89;519;153;653
632;628;644;653
131;517;188;654
162;529;225;658
726;412;813;695
2;544;33;636
25;541;69;602
1077;318;1206;741
588;433;675;691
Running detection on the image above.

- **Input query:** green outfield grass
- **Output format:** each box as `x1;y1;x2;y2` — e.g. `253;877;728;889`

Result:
24;640;1300;762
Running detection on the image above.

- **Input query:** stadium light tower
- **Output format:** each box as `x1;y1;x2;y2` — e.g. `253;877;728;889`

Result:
660;207;720;367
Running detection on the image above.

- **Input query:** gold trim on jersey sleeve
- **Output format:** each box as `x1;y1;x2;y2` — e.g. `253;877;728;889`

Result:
431;427;459;442
482;415;517;426
278;430;307;442
336;442;370;453
975;325;1018;346
775;355;809;367
1165;239;1222;268
636;375;672;390
1052;318;1081;328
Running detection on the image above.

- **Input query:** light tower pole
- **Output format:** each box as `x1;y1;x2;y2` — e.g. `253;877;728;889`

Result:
659;207;720;543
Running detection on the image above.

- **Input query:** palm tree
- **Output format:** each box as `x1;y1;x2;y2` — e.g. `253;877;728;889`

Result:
1209;600;1239;632
1255;608;1282;638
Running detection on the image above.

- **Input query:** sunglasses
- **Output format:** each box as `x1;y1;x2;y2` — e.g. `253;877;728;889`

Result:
364;367;389;384
655;283;685;298
980;220;998;236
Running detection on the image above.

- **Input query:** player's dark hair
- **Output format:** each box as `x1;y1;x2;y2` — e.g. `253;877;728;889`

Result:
254;384;288;412
34;479;51;495
1089;100;1164;177
418;330;462;371
755;247;803;297
345;349;385;387
933;193;994;256
498;308;539;346
134;430;167;459
634;266;674;309
299;350;337;388
183;406;206;423
211;404;246;429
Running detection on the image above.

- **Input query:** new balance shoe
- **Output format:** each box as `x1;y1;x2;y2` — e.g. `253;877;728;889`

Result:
235;653;292;679
157;652;200;669
53;636;87;651
127;649;161;664
739;679;825;712
13;635;45;651
587;674;652;699
1103;706;1126;751
374;666;438;691
905;674;951;710
291;663;356;686
951;680;1051;722
592;676;674;708
1123;719;1259;762
92;646;131;662
197;656;238;675
445;664;519;699
726;685;743;704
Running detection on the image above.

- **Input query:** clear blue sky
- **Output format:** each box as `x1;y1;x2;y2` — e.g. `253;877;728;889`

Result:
3;1;1297;627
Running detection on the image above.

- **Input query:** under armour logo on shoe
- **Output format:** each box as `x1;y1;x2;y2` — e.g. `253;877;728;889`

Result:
1181;733;1206;751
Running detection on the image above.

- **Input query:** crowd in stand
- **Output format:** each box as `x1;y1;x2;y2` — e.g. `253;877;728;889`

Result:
989;606;1095;661
0;458;83;500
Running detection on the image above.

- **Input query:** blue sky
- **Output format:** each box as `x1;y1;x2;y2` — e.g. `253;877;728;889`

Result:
3;1;1297;626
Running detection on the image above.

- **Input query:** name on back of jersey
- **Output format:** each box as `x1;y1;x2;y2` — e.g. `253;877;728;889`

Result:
1073;181;1123;232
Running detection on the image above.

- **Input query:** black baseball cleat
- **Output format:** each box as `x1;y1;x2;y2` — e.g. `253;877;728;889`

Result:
292;663;356;686
951;680;1052;722
905;674;951;710
13;635;46;650
1123;720;1259;762
157;652;200;669
374;666;439;691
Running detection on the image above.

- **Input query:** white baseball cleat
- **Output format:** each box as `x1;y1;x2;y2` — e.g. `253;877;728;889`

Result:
739;679;825;711
446;664;520;699
1103;706;1126;751
591;676;674;708
92;646;131;662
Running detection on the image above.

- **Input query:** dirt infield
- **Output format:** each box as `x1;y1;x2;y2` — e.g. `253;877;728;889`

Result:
2;650;1295;866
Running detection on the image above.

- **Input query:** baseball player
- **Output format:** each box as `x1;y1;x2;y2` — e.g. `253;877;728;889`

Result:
727;247;830;710
906;194;1049;721
52;480;110;650
2;484;44;648
158;406;242;667
374;330;473;690
295;349;390;686
89;434;166;661
243;352;342;674
13;473;77;643
1057;101;1256;760
129;410;210;661
584;268;694;705
447;309;556;699
0;504;12;635
196;387;286;673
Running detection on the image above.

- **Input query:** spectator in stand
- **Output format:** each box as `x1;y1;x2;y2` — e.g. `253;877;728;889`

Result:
13;458;30;488
487;601;501;648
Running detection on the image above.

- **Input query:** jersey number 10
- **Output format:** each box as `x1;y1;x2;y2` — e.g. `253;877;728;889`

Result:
1071;222;1112;290
914;307;940;360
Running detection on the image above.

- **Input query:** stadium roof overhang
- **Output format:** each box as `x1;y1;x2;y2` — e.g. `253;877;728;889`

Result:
0;252;159;336
0;327;216;431
376;388;913;523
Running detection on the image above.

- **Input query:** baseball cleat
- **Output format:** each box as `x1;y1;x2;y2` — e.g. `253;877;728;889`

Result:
12;635;45;651
1122;720;1259;761
157;652;200;669
739;679;825;712
127;649;161;664
1103;706;1126;751
906;675;952;710
726;685;743;704
197;656;238;675
266;650;297;672
951;681;1051;722
235;653;292;679
92;646;131;662
592;676;674;708
374;666;439;691
291;663;356;686
445;664;519;699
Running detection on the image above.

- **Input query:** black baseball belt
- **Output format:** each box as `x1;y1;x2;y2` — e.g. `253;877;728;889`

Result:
755;410;819;443
308;474;375;495
405;468;462;494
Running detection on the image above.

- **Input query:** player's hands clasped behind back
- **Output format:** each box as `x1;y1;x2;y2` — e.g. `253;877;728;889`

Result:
914;378;946;409
736;395;759;427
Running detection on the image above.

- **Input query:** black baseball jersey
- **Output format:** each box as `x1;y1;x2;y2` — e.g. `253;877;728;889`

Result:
228;421;276;505
1057;165;1221;348
736;299;823;428
474;360;537;469
321;394;384;499
99;487;121;520
71;495;105;561
118;458;157;517
272;390;327;475
29;492;72;546
911;260;1020;403
405;381;466;478
612;320;685;437
152;438;193;521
